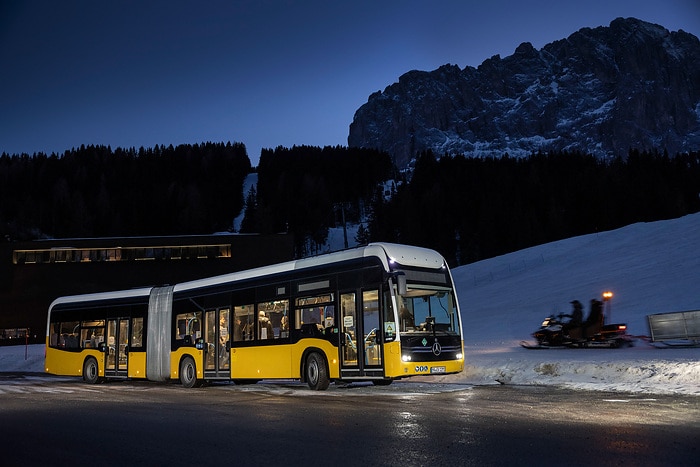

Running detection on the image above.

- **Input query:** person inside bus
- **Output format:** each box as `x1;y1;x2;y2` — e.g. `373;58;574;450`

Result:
233;316;244;342
280;312;289;338
259;311;274;339
324;316;339;339
243;319;254;340
219;314;230;363
324;306;337;334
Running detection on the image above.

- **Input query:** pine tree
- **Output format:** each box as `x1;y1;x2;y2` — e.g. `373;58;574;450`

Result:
240;186;258;233
355;223;370;245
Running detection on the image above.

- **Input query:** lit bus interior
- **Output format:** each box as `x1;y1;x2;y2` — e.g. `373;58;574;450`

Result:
398;286;459;333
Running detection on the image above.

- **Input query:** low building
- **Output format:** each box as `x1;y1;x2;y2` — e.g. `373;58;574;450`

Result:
0;233;294;344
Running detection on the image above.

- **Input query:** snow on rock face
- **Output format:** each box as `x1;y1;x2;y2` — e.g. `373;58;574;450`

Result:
349;18;700;169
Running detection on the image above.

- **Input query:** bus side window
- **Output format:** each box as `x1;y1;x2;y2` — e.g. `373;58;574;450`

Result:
233;305;254;342
49;323;59;347
255;300;289;340
65;334;80;348
61;321;80;349
131;317;144;348
174;312;201;345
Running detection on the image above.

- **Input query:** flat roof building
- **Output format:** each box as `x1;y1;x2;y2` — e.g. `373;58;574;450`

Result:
0;233;294;344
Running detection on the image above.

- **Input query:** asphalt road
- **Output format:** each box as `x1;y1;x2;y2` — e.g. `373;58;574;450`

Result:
1;375;698;466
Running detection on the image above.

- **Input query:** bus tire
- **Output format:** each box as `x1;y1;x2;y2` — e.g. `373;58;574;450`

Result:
305;352;330;391
179;356;199;388
83;357;100;384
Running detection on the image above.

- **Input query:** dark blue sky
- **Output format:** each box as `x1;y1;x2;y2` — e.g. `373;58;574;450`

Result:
2;0;699;166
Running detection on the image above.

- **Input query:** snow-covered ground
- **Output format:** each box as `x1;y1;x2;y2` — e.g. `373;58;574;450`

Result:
2;214;698;395
440;212;700;395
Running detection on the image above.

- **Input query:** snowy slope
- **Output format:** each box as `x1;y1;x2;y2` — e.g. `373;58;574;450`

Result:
2;214;699;394
439;213;700;395
231;172;258;232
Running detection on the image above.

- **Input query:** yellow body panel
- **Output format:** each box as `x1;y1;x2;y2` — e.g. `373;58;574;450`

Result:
382;341;403;377
45;341;345;382
127;352;147;379
45;346;104;378
229;339;340;380
45;338;462;383
231;345;293;379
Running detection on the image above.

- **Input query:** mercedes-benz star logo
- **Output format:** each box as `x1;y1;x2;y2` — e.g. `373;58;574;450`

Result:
432;342;442;356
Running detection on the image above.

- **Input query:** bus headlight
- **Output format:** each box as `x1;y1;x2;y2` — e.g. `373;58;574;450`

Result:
401;354;412;362
456;353;463;360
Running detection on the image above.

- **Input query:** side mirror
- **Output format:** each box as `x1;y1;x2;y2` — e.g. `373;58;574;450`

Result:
396;273;407;295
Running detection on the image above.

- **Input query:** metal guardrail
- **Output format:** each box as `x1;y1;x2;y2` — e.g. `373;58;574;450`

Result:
647;310;700;343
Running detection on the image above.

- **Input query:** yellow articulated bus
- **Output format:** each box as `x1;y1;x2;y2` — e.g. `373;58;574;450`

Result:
45;243;464;390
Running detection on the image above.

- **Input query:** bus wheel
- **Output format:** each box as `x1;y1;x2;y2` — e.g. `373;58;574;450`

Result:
83;357;100;384
179;356;199;388
305;352;330;391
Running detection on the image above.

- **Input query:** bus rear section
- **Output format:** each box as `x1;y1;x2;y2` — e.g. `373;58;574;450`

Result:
45;288;153;383
45;286;206;386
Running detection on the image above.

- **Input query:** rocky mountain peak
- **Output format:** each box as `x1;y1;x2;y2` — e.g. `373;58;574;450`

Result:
348;17;700;168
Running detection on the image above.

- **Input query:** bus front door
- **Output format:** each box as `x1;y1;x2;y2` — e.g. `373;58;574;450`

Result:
105;318;129;377
339;290;383;380
204;308;230;378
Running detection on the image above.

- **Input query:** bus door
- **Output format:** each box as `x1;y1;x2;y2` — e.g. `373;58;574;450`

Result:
203;308;230;378
339;290;383;379
105;318;129;377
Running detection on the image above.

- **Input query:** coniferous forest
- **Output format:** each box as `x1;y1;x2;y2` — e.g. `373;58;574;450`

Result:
368;149;700;265
245;145;394;255
0;143;251;239
2;143;699;266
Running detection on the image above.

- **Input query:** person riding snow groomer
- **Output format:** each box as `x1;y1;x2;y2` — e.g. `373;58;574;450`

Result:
568;300;583;326
587;299;603;325
562;300;584;337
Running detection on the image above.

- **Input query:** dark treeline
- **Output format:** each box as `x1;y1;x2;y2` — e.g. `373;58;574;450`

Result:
241;145;394;255
3;141;699;267
367;149;700;265
0;142;250;239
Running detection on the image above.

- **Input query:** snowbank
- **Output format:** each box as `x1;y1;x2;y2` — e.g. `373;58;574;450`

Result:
448;213;700;395
0;344;45;373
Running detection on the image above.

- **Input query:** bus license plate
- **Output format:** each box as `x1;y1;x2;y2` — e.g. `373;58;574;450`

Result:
430;366;446;374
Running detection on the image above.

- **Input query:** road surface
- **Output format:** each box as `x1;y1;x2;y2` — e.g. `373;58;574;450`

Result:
1;375;698;466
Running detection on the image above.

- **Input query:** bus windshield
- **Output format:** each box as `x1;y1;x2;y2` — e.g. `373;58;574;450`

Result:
397;286;459;335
